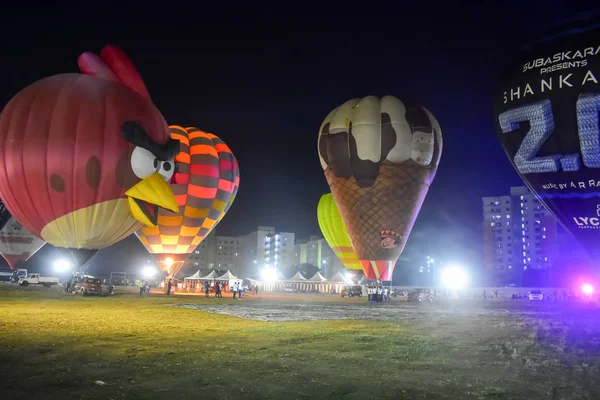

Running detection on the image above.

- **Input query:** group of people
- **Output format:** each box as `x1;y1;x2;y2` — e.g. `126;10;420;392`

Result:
367;285;391;303
201;281;260;299
138;280;152;296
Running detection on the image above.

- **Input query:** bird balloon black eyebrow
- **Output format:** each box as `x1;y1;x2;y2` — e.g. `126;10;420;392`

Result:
120;121;180;161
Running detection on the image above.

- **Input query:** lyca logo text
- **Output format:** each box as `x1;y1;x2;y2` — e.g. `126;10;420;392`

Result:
573;205;600;229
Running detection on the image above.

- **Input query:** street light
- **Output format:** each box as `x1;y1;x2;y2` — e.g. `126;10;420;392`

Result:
261;267;278;282
582;283;594;296
142;266;157;278
53;259;72;272
439;265;469;290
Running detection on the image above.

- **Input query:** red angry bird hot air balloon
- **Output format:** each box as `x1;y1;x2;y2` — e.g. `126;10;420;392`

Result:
0;45;179;264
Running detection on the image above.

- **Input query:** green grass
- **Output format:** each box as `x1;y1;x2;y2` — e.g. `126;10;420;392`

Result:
1;285;599;399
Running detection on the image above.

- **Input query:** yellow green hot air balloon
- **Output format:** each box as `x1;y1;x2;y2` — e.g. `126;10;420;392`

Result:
317;193;362;272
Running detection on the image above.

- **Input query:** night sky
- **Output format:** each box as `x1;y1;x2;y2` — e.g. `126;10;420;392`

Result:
0;1;597;276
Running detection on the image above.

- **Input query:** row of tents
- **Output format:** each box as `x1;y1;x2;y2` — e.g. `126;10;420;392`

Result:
183;269;352;293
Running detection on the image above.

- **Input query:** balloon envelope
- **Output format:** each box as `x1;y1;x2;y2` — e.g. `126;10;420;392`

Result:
135;126;240;270
492;14;600;261
0;46;176;252
318;95;442;280
317;193;362;272
0;216;45;269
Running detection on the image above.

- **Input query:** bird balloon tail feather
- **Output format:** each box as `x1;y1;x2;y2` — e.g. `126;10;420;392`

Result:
78;52;120;83
100;45;151;99
78;45;151;100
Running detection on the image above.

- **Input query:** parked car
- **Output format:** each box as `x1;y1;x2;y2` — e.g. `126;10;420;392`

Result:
73;277;103;296
341;286;363;297
407;288;433;302
528;290;545;301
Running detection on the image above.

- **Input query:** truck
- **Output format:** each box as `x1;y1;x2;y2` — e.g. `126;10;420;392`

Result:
0;270;12;282
19;273;59;287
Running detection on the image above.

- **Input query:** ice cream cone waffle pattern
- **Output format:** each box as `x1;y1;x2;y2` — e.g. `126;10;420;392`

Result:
318;96;442;280
135;126;239;261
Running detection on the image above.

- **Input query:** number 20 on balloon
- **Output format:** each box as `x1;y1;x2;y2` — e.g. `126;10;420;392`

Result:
499;93;600;174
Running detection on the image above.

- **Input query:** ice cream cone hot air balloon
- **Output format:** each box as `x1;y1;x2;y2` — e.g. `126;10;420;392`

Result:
135;126;240;277
318;96;442;281
0;45;179;268
317;193;362;274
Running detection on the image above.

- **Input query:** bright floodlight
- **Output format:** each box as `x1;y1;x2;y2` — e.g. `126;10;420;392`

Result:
261;267;278;282
53;259;72;272
164;257;174;267
582;283;594;296
440;266;469;289
343;271;355;284
142;266;157;278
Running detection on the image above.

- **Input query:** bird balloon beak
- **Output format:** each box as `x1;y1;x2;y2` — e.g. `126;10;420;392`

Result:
125;172;178;227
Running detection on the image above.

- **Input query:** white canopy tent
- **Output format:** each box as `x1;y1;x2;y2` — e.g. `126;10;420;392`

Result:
304;271;329;293
324;271;348;294
201;270;220;280
184;270;202;280
307;272;327;282
286;272;307;282
216;271;237;280
327;271;346;283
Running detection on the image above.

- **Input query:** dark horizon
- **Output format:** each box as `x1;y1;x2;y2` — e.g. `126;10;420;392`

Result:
1;1;597;276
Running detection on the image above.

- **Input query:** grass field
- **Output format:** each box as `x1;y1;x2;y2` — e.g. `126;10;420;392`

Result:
1;285;600;399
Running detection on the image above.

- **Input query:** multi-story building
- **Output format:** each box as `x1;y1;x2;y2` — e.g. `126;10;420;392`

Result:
184;230;217;272
183;232;241;276
237;226;295;278
216;236;241;272
482;186;559;284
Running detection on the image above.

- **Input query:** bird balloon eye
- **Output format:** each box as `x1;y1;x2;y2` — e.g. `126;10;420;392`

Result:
131;146;158;179
157;159;175;181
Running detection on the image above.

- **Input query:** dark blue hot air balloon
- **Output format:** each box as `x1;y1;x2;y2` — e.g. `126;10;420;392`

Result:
493;12;600;261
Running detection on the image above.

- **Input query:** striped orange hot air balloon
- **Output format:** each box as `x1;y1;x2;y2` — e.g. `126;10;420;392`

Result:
135;126;239;276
